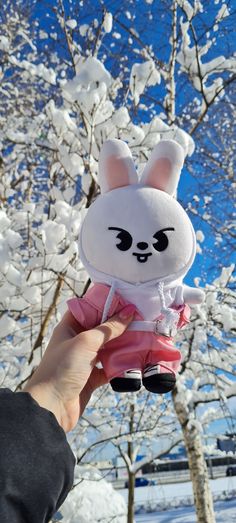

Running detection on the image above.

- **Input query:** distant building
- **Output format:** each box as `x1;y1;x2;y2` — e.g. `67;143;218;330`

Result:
91;439;236;483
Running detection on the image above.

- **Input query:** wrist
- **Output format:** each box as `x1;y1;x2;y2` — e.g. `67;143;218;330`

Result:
24;382;63;429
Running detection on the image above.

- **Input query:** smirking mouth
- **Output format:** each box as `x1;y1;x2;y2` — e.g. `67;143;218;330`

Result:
133;252;152;263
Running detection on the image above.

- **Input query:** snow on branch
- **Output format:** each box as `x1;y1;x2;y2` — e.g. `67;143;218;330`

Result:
130;60;161;105
9;56;57;85
177;16;236;108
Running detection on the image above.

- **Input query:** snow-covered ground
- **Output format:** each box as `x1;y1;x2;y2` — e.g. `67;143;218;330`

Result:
60;472;236;522
119;476;236;522
135;498;236;522
120;476;236;507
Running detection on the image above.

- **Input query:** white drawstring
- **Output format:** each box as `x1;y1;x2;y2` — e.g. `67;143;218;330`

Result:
101;281;117;323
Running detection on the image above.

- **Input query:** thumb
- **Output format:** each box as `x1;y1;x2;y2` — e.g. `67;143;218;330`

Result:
76;304;136;353
96;304;136;344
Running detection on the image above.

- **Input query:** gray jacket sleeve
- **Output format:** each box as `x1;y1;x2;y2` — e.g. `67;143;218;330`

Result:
0;389;75;523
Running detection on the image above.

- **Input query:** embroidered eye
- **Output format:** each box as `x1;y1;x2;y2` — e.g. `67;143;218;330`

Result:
153;227;175;252
108;227;133;251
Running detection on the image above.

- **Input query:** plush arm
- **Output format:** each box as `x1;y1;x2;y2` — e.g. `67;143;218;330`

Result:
174;284;204;306
183;285;205;305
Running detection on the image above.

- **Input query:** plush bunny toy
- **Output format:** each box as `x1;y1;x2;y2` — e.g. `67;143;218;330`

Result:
68;139;204;394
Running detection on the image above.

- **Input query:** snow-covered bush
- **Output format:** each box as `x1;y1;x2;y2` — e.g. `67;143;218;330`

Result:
60;468;127;523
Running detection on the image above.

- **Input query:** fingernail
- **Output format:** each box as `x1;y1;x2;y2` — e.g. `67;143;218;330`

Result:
119;304;136;320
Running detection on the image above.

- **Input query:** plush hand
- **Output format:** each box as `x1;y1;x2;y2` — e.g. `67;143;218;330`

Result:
183;285;205;304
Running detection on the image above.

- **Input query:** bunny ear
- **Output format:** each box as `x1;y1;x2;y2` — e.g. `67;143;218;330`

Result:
140;140;185;196
98;139;138;194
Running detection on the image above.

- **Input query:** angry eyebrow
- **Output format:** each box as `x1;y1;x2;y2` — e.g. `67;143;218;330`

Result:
108;227;129;232
155;227;175;233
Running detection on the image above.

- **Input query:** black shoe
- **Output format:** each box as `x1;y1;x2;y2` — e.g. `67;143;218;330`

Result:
143;371;176;394
110;370;142;393
110;377;142;392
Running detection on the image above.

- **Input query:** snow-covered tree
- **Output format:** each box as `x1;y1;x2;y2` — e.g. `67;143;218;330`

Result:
73;389;182;523
0;1;235;522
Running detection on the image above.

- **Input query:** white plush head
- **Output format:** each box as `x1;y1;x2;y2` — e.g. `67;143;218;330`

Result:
80;139;196;284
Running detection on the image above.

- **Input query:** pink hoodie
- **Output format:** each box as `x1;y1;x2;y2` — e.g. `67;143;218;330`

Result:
68;283;190;382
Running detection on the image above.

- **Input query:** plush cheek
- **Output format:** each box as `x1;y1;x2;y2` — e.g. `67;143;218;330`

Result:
81;225;142;282
81;225;128;276
150;227;194;276
80;192;138;280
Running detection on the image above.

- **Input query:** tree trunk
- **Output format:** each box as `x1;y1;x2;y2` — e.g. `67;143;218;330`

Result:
172;389;216;523
127;403;135;523
127;472;135;523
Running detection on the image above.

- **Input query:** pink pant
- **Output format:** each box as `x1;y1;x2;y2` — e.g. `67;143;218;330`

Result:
99;330;181;381
67;283;189;382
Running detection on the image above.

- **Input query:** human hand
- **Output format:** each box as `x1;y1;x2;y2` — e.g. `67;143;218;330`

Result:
24;304;136;432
